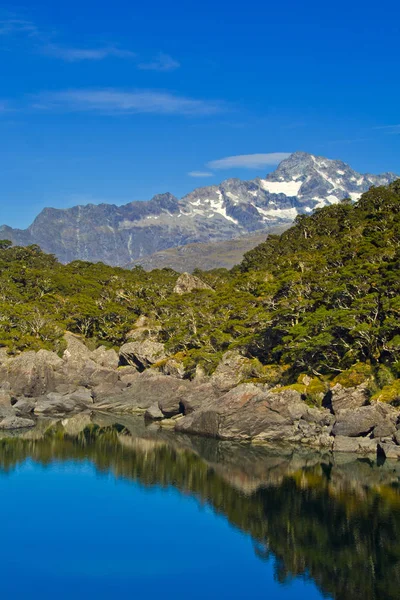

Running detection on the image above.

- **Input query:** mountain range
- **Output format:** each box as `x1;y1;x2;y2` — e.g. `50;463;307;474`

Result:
1;151;397;266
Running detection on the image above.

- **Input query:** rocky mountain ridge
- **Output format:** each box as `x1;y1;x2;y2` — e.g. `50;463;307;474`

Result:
1;151;397;266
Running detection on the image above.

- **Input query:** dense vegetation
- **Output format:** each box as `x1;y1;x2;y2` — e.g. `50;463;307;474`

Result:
1;181;400;396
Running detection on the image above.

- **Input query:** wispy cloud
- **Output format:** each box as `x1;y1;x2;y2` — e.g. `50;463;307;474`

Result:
33;89;224;116
138;53;180;72
0;18;39;37
373;124;400;134
0;16;160;66
188;171;214;177
207;152;291;169
41;44;136;61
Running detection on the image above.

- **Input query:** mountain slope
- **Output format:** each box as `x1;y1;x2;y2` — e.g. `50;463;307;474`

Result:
1;152;397;266
128;227;289;272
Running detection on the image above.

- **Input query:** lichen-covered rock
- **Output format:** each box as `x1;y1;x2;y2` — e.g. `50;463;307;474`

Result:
173;272;213;295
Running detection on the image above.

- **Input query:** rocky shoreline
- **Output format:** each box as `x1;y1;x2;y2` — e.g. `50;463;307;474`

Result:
1;331;400;460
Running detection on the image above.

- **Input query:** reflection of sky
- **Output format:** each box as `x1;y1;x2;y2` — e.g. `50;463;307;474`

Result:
0;460;326;599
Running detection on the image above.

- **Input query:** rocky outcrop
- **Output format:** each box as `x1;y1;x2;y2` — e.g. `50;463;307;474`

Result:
1;336;400;458
173;272;213;295
176;384;334;447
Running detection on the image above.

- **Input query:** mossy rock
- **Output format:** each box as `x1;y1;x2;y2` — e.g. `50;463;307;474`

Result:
372;380;400;406
332;363;373;388
271;376;327;406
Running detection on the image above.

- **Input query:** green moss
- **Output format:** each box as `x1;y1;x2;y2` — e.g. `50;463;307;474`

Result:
271;376;328;407
332;363;373;388
372;380;400;405
271;383;307;394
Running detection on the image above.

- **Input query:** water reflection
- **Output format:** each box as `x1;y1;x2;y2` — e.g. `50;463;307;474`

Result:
1;412;400;600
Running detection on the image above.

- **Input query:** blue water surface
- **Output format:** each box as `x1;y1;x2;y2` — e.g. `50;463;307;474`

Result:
0;459;326;599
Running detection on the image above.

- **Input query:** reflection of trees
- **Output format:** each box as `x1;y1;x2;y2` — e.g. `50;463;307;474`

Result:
1;422;400;600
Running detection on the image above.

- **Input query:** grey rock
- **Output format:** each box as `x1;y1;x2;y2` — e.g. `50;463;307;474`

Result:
333;435;377;454
2;350;63;397
326;383;368;414
372;418;396;439
378;442;400;460
180;383;218;415
90;347;119;370
173;272;213;295
68;387;93;404
13;399;35;416
332;404;396;438
210;350;256;393
0;416;35;430
144;404;165;421
119;340;166;370
63;332;91;361
118;373;140;387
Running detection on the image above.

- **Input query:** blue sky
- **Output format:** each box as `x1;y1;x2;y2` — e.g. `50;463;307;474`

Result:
1;0;399;228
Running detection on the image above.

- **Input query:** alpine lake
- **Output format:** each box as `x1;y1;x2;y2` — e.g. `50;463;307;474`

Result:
1;412;399;600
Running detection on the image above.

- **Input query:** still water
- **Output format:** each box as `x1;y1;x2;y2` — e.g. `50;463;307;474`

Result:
1;414;400;600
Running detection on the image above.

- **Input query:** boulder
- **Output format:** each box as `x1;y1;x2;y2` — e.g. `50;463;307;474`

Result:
13;399;35;416
91;347;119;370
4;350;63;397
378;442;400;460
210;351;255;393
333;435;377;454
68;387;93;404
63;332;91;361
177;385;313;442
372;418;396;439
92;382;125;400
325;383;368;414
119;340;166;370
34;398;83;416
144;404;165;421
173;273;213;295
154;357;186;379
332;403;396;438
34;388;93;416
95;370;178;413
179;383;218;415
0;416;35;430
